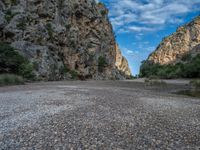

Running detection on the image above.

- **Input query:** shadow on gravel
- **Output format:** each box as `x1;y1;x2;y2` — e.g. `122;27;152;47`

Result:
175;90;200;98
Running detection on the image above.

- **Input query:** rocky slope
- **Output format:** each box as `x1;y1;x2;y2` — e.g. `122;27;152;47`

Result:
0;0;131;80
148;16;200;65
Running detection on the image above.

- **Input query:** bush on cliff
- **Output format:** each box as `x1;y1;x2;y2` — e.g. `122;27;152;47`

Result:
98;56;107;72
0;43;35;80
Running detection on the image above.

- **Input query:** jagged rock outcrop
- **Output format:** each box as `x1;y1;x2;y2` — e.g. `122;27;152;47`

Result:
0;0;131;80
148;16;200;65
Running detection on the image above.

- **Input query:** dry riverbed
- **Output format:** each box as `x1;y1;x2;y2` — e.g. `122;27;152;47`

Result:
0;81;200;149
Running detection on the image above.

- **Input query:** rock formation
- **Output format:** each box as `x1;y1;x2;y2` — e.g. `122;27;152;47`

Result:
0;0;131;80
115;44;131;77
148;16;200;65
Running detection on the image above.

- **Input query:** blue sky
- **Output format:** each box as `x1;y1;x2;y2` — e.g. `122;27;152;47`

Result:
98;0;200;75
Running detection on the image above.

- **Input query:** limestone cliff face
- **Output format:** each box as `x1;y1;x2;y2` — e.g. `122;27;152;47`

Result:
0;0;131;80
115;44;131;77
148;16;200;65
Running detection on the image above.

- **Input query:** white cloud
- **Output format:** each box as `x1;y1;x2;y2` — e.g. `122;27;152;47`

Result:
127;50;135;55
128;26;153;32
121;47;140;56
103;0;200;33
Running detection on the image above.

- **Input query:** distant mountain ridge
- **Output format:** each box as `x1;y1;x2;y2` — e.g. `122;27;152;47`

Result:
148;16;200;65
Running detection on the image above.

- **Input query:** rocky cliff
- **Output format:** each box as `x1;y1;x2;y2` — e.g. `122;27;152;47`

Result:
148;16;200;65
0;0;131;80
115;44;131;77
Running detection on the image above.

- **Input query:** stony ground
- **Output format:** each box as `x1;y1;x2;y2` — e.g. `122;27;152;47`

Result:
0;81;200;150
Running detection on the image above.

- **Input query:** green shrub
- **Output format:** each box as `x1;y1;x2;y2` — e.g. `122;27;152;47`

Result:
97;2;104;7
32;61;39;71
140;61;161;77
144;78;150;83
70;70;78;79
0;74;24;86
100;9;108;16
65;23;71;30
10;0;17;5
16;19;26;30
149;75;159;80
5;10;17;22
46;23;53;40
98;56;107;72
18;63;35;79
0;43;26;73
140;54;200;79
130;75;137;79
182;54;200;78
59;66;69;75
0;43;35;80
97;2;108;16
181;53;192;61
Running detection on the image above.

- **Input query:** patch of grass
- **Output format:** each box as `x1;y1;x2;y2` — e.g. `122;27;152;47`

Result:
0;74;24;86
145;78;167;87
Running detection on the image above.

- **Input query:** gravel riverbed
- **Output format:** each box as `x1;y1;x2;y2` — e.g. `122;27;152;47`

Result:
0;81;200;149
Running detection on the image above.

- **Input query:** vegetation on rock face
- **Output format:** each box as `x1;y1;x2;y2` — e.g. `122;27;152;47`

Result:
10;0;17;5
97;2;109;16
16;18;26;30
5;10;16;22
0;43;35;80
69;70;78;79
46;23;53;40
140;54;200;79
98;56;107;72
59;65;69;75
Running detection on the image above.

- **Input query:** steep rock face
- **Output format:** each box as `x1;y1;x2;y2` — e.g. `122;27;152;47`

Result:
115;44;131;77
0;0;131;80
148;16;200;65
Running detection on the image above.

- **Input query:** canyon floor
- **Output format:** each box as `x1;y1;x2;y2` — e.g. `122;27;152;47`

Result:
0;80;200;149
